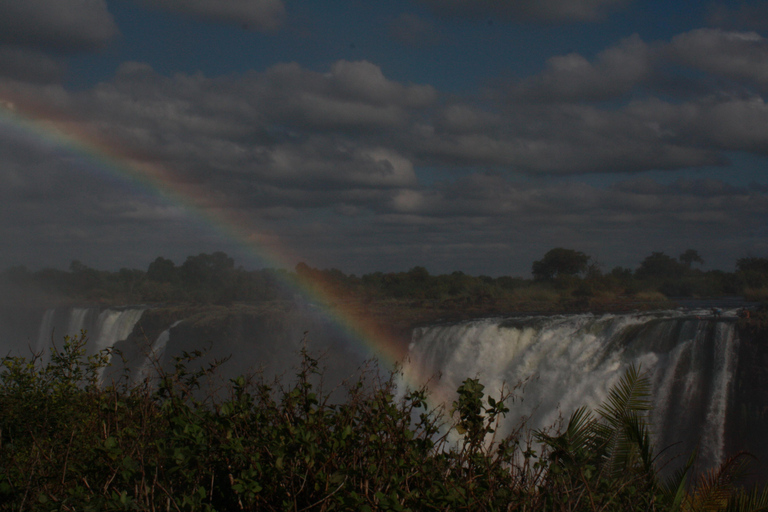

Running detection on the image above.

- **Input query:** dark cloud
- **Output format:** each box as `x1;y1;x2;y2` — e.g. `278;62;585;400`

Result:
0;47;65;84
387;174;763;224
707;2;768;31
1;50;751;201
505;28;768;100
1;104;765;273
0;129;175;262
370;174;768;273
511;34;652;102
0;0;118;51
416;100;724;173
2;37;763;191
4;22;768;273
625;96;768;154
0;60;427;219
139;0;286;32
669;28;768;88
416;0;632;22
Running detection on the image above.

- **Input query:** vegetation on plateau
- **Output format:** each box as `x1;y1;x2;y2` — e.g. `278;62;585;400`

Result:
3;333;768;511
3;248;768;313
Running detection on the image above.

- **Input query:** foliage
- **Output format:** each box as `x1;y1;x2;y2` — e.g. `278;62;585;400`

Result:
532;248;591;281
636;252;686;281
737;258;768;275
3;334;768;511
147;256;179;284
736;258;768;290
680;250;705;268
3;247;768;309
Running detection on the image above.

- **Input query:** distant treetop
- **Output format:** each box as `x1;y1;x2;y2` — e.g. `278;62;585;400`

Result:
531;248;590;280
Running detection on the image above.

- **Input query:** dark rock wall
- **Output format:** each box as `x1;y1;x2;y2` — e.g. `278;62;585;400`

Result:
728;318;768;479
110;302;379;395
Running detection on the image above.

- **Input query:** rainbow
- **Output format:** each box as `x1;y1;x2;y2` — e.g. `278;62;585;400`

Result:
0;94;447;401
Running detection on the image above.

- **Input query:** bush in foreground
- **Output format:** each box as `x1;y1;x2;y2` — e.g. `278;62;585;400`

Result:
2;333;768;511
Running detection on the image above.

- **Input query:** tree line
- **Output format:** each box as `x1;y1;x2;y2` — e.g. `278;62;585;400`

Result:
1;252;289;304
531;248;767;300
2;248;768;305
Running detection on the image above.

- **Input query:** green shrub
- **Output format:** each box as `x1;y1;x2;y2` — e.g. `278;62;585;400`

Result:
2;333;767;511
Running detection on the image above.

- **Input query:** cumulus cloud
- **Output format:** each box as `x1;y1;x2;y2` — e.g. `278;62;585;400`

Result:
417;100;723;174
30;49;756;187
5;26;768;273
366;171;768;273
669;28;768;87
4;35;763;194
505;28;768;102
288;60;436;109
0;47;66;84
140;0;286;31
260;143;418;189
7;24;768;197
83;60;437;162
0;0;118;50
0;60;429;210
626;96;768;154
416;0;631;22
512;34;652;102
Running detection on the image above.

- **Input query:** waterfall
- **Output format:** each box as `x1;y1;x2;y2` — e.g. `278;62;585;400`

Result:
92;308;146;353
34;308;56;359
28;305;744;474
34;307;97;365
66;308;96;340
402;309;740;473
92;308;147;379
134;320;183;384
34;307;146;369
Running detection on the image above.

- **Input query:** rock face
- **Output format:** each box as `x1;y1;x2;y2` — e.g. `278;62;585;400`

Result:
728;318;768;480
13;301;408;391
107;302;389;393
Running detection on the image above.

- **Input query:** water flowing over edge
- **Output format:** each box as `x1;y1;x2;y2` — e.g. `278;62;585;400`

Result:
401;309;741;473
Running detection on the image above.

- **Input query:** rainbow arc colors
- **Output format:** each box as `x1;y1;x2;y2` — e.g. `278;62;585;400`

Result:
0;95;445;396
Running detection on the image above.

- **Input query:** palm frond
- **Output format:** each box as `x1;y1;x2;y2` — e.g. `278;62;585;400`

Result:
594;364;653;478
596;364;652;428
563;406;598;453
662;450;697;512
536;406;597;465
690;452;753;511
724;485;768;512
623;411;656;477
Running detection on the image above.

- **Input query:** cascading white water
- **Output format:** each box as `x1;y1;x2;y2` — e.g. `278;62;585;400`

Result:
92;308;147;379
92;308;146;353
133;320;183;384
402;309;739;473
700;322;738;467
34;308;96;365
35;308;56;357
66;309;96;340
36;308;100;351
34;307;146;371
30;305;742;474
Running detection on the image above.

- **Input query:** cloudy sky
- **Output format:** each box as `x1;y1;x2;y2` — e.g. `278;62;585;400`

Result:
1;0;768;276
